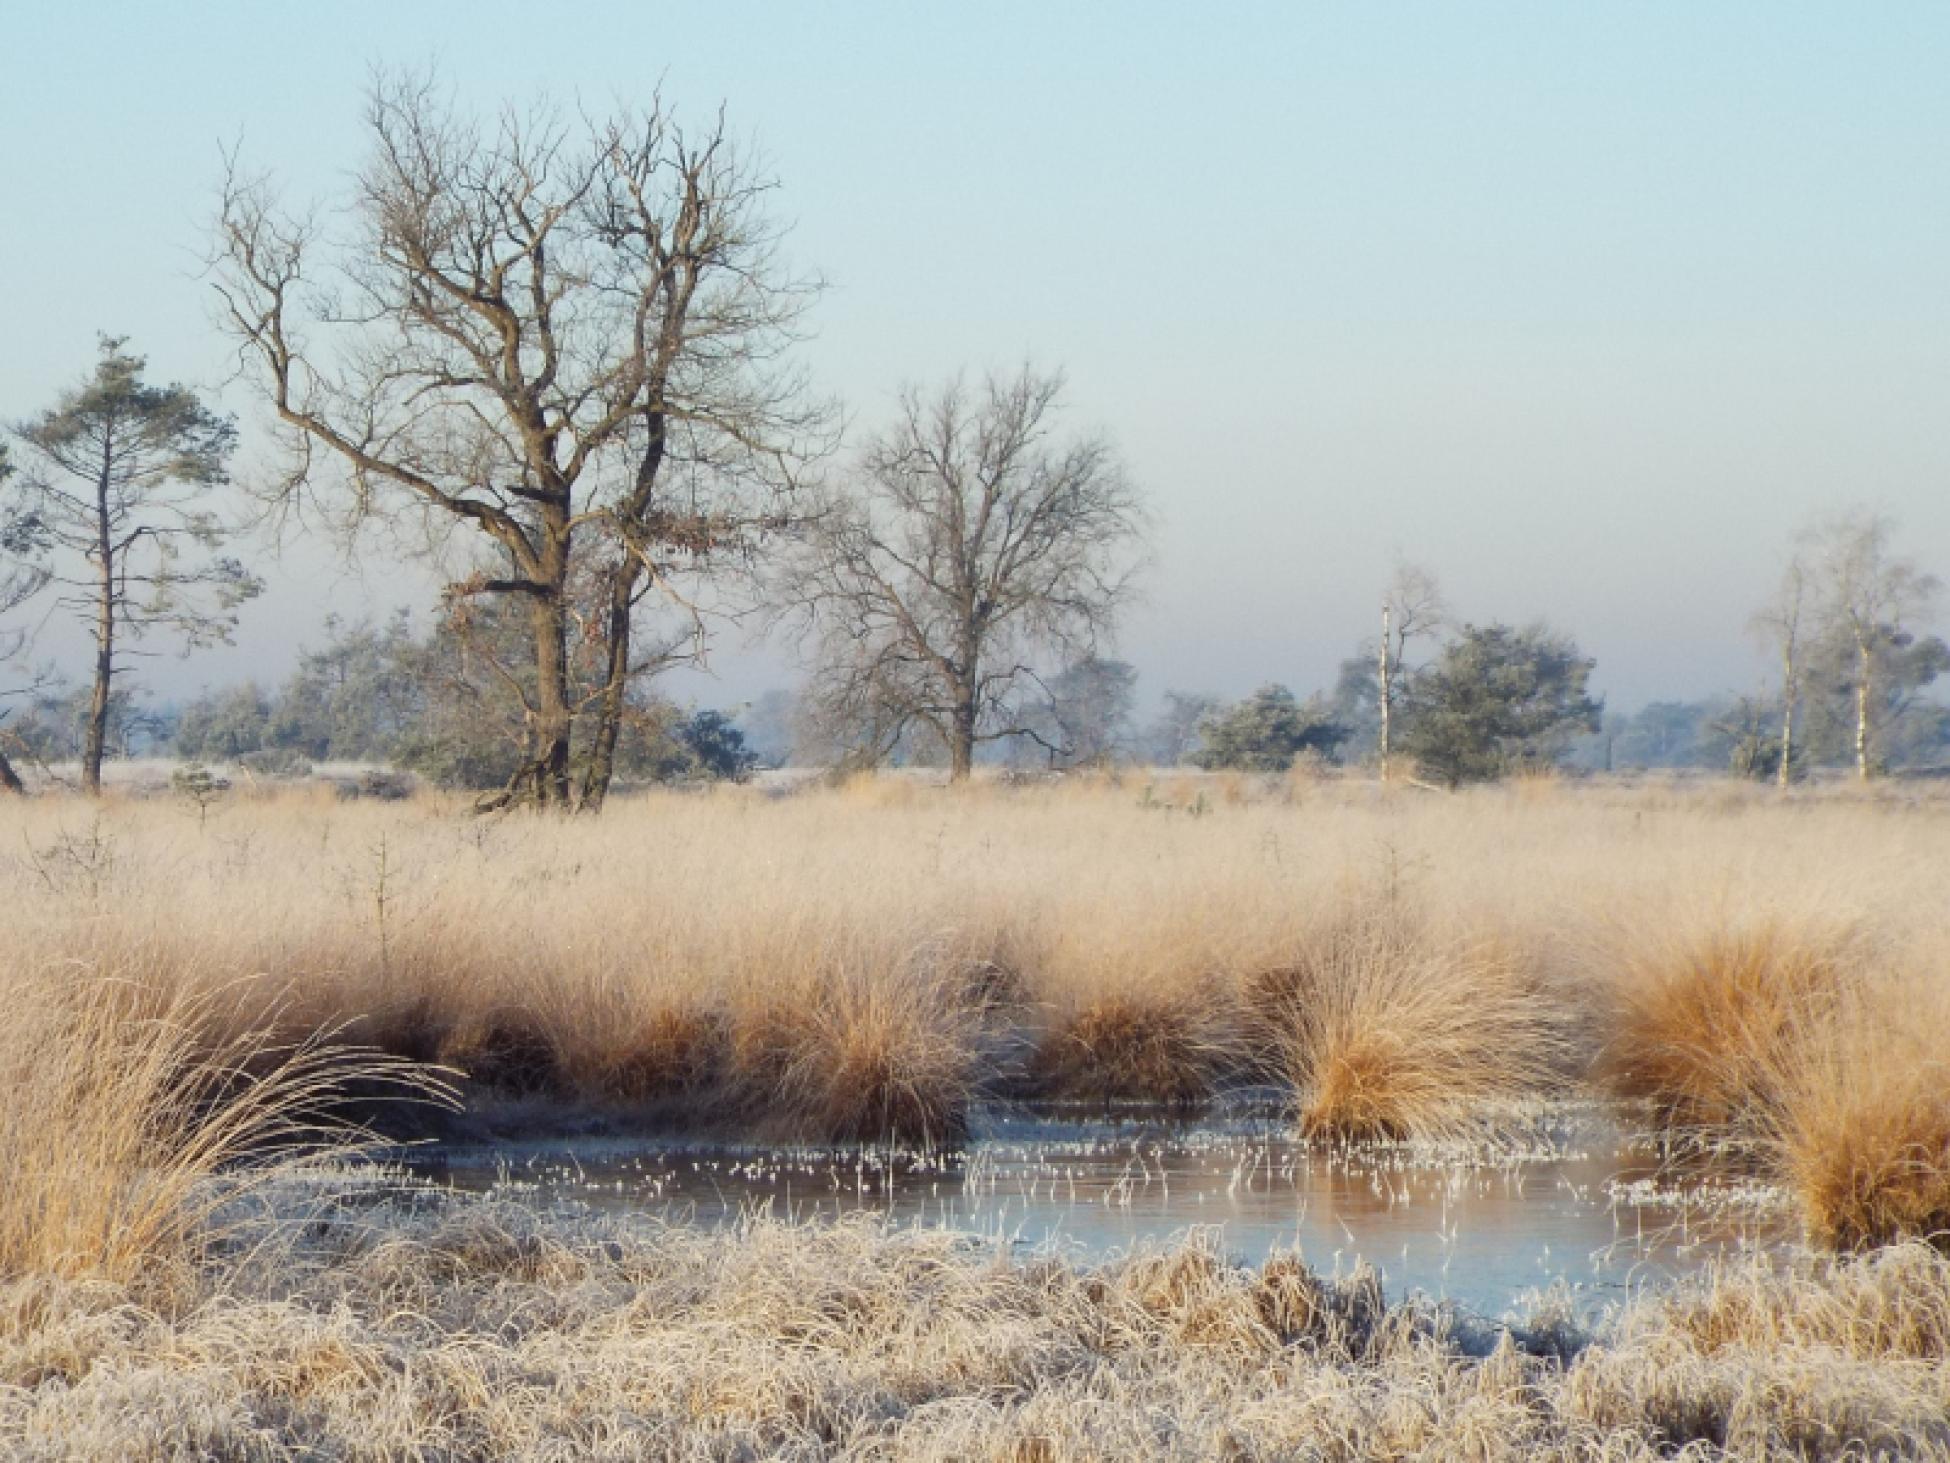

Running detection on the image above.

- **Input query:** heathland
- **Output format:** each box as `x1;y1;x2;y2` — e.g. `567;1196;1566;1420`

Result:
4;772;1949;1457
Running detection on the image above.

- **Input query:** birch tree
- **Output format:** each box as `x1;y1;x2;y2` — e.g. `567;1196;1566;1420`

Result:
779;368;1147;778
214;69;825;810
8;340;256;795
1800;509;1940;781
1750;554;1810;789
1376;561;1445;781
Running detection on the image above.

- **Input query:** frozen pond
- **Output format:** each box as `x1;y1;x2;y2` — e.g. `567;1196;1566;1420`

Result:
408;1107;1794;1320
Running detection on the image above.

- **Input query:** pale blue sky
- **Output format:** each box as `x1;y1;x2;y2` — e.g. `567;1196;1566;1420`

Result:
4;2;1948;710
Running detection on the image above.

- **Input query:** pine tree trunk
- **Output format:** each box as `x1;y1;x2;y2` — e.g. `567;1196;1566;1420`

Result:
82;459;115;797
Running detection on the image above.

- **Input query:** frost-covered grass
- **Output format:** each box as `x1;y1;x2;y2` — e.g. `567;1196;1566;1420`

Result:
3;1188;1948;1459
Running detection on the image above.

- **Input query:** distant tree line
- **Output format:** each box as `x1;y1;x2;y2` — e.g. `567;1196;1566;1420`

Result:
2;73;1945;801
3;611;757;789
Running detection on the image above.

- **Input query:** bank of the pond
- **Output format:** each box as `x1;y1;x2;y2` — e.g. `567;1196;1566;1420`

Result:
3;1181;1944;1460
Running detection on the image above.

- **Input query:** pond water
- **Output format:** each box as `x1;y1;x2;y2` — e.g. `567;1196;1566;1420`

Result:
408;1107;1794;1321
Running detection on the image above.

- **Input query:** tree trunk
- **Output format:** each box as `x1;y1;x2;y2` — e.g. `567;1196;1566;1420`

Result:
528;588;575;808
82;457;115;797
949;683;977;781
1855;641;1873;782
0;746;23;796
579;559;644;813
1377;602;1392;782
1777;650;1796;792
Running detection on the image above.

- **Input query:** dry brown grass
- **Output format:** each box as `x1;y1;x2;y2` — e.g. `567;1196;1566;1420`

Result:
3;774;1949;1224
2;773;1950;1450
763;960;987;1145
1753;975;1950;1251
1267;906;1571;1142
1596;911;1862;1134
0;967;438;1288
1026;983;1241;1106
1593;904;1950;1249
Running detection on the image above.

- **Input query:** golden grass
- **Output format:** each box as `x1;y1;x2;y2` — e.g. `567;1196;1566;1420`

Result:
2;774;1948;1231
1596;912;1862;1134
2;773;1950;1450
0;968;438;1287
1753;976;1950;1251
758;958;987;1145
1027;984;1241;1105
1267;906;1571;1142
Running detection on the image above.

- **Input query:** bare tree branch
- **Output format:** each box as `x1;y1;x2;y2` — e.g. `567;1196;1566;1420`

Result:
775;366;1148;778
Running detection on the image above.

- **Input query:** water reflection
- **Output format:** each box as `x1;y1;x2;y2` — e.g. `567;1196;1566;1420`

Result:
413;1107;1794;1319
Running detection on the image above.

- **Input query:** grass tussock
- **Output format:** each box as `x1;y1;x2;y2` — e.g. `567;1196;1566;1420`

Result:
766;960;987;1146
1753;977;1950;1251
1027;983;1241;1106
1267;908;1569;1143
1597;912;1861;1134
0;969;438;1288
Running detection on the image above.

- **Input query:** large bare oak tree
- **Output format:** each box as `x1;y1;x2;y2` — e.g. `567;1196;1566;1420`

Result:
7;340;256;795
215;71;824;810
780;368;1146;778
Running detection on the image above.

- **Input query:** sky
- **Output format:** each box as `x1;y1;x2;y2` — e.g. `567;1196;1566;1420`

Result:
3;2;1948;714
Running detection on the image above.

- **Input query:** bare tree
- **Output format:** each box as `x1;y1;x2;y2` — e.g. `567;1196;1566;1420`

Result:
1376;561;1444;781
1800;509;1940;781
1143;689;1221;767
8;339;256;795
1750;553;1810;789
779;368;1147;779
214;69;825;810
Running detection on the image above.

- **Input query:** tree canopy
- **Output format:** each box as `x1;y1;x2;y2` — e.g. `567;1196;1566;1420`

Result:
1191;684;1347;772
1397;623;1601;787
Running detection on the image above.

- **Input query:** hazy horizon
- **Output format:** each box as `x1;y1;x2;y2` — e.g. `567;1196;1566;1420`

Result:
5;2;1948;716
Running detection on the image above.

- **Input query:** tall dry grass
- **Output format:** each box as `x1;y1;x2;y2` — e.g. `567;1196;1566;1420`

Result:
1263;904;1571;1142
3;773;1949;1240
1751;974;1950;1250
1595;911;1863;1134
0;968;440;1286
1591;896;1950;1248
